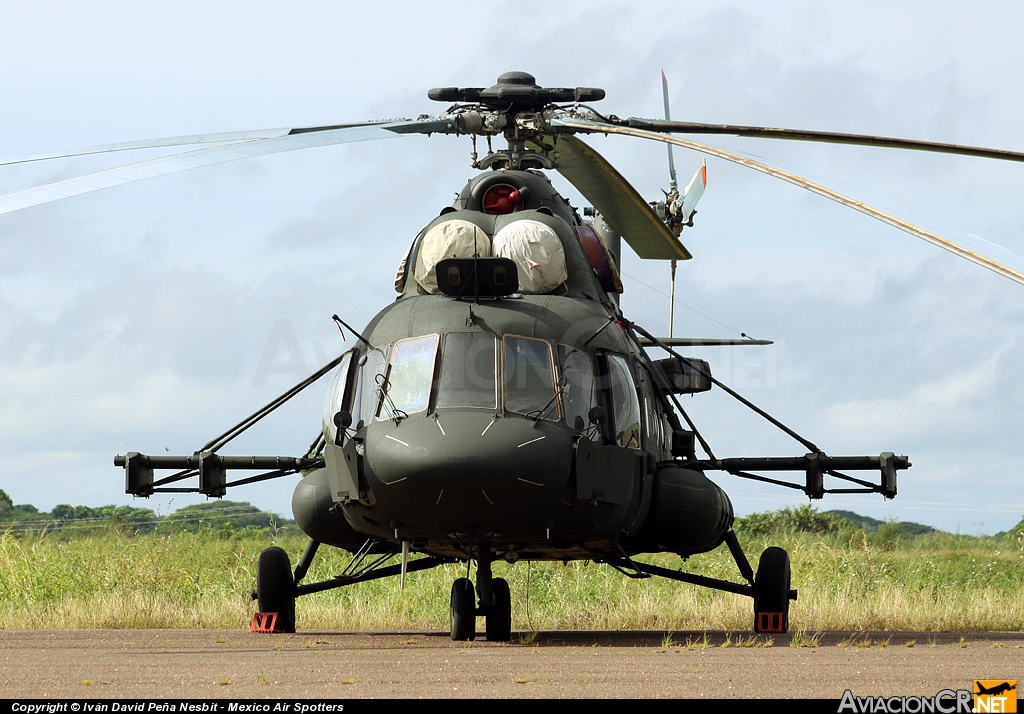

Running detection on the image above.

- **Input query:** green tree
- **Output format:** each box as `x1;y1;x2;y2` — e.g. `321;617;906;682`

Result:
734;505;853;537
157;500;287;534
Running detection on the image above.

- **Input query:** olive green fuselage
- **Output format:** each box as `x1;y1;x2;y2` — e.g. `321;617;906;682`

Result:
291;169;733;562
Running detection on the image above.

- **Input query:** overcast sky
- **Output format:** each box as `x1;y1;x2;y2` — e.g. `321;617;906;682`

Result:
1;1;1022;534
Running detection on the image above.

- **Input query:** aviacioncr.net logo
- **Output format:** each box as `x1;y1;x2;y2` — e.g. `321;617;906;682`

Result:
838;689;973;713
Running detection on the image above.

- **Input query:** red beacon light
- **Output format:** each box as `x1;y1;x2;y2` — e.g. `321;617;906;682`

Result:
482;184;524;215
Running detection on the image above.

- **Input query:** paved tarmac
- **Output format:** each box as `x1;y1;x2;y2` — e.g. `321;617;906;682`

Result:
0;630;1021;699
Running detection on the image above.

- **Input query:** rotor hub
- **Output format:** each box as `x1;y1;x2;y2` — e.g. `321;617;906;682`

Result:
428;72;605;111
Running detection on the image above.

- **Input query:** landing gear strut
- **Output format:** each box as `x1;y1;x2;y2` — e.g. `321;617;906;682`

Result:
590;529;796;634
449;549;513;642
253;538;453;634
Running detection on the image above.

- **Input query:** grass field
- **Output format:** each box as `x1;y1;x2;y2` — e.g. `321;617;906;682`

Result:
2;511;1022;632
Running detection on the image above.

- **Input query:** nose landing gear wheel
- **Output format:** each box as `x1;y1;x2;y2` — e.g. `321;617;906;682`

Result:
485;577;512;641
256;546;296;633
753;546;791;634
450;577;476;641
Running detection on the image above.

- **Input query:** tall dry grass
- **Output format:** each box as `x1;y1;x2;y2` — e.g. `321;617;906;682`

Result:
1;527;1022;631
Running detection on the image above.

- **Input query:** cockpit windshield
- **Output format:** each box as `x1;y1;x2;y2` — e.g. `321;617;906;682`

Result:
350;333;592;428
504;335;558;419
378;334;438;418
558;345;598;438
436;332;497;409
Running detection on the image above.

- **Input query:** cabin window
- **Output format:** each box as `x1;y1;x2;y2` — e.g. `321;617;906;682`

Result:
558;345;598;440
607;353;642;449
377;334;438;418
322;351;353;442
436;333;497;409
645;394;661;455
503;336;559;419
660;415;670;459
638;367;662;455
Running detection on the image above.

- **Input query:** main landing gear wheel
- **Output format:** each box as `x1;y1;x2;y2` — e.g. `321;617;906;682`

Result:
450;578;476;641
256;546;296;633
485;577;512;642
753;546;791;634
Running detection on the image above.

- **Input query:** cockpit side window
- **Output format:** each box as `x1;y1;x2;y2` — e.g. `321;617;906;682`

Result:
504;336;559;419
377;334;439;419
436;332;498;409
558;345;598;440
606;353;642;449
322;351;354;443
351;345;390;429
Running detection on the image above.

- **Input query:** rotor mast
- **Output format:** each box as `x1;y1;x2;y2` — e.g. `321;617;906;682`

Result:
428;71;605;171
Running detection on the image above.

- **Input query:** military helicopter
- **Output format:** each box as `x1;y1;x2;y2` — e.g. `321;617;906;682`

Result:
6;71;1023;640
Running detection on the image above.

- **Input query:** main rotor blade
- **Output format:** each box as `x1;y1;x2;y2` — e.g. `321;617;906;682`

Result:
557;117;1024;286
0;129;286;167
0;118;454;216
639;337;773;346
0;120;421;167
622;118;1024;163
541;134;691;260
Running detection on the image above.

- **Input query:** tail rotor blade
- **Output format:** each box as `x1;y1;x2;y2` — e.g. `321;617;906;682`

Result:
661;70;677;190
679;160;707;223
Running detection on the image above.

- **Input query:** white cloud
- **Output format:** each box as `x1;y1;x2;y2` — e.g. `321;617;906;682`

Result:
822;353;1002;443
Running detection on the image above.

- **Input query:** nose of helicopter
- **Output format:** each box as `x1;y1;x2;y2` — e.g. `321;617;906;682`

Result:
362;411;574;535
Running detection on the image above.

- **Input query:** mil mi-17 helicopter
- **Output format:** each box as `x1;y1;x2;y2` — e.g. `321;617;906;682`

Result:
5;71;1024;640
